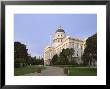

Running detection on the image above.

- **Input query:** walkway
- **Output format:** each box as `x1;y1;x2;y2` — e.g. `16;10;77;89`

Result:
23;66;67;76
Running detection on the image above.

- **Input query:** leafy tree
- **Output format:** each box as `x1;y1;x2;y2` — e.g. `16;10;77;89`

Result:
71;57;77;65
59;49;69;65
36;58;44;65
58;48;75;65
51;54;59;65
67;48;75;63
82;33;97;66
31;56;37;65
14;41;44;67
27;55;33;65
59;50;67;65
40;58;44;65
14;42;29;66
51;48;75;65
14;42;28;59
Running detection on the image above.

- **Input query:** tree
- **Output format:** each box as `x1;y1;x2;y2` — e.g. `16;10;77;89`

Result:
67;48;75;63
14;42;29;66
14;41;44;67
40;58;44;65
27;55;33;65
51;48;75;65
59;48;75;65
31;56;37;65
35;58;44;65
59;50;68;65
82;33;97;66
51;54;59;65
14;42;28;59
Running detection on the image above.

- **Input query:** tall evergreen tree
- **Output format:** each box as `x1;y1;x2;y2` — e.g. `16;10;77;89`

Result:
82;33;97;66
51;54;59;65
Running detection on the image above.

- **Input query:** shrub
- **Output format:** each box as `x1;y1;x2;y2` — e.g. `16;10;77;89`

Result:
14;63;21;68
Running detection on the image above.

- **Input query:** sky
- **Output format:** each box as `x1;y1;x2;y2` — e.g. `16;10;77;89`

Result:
14;14;97;57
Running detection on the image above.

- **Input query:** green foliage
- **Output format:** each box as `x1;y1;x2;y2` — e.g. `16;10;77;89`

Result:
14;58;27;68
59;50;68;65
14;42;29;67
14;42;28;60
36;58;44;65
14;63;21;68
15;58;27;63
14;65;45;76
59;48;75;65
14;41;44;68
82;33;97;66
70;57;78;65
31;57;44;65
51;54;59;65
51;48;75;65
69;67;97;76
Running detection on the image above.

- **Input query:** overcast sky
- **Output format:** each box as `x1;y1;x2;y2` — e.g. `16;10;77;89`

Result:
14;14;97;57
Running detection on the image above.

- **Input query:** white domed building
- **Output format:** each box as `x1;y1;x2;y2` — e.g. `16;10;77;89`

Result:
44;26;86;65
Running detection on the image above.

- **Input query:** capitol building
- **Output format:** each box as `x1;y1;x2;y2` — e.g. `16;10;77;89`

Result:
44;26;86;65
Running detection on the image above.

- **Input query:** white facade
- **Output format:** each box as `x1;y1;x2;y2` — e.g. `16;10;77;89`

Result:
44;26;85;65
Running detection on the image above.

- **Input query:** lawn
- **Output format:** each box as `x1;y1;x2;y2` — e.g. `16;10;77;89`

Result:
14;65;45;76
52;65;84;67
68;67;97;76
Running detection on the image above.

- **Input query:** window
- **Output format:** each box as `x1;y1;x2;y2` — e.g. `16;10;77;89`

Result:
77;51;78;56
58;39;59;42
72;43;74;48
77;43;79;48
81;45;82;50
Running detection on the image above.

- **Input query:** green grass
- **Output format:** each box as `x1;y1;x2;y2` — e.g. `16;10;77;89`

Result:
68;67;97;76
14;65;45;76
51;65;84;68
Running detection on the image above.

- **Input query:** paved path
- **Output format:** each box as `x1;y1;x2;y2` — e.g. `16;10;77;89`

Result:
24;66;67;76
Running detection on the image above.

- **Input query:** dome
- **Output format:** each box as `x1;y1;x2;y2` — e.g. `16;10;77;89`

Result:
56;25;65;33
56;29;65;33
